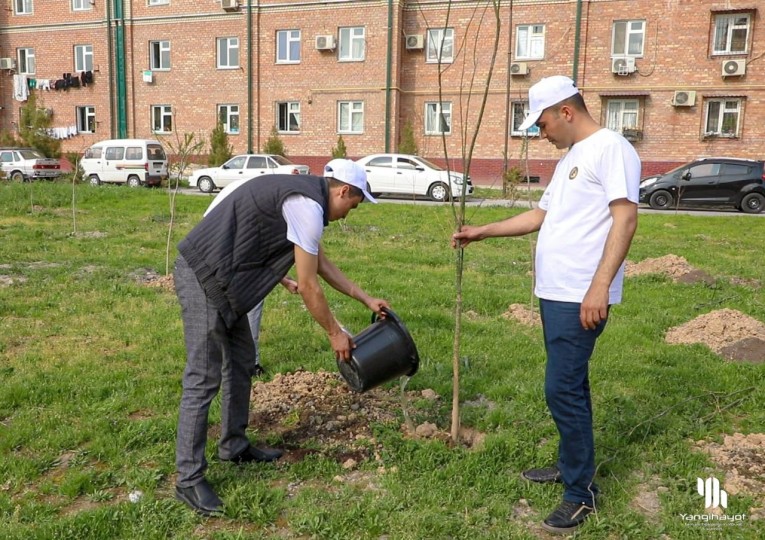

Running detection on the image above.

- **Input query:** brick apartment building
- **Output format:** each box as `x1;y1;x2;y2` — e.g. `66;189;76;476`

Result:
1;0;763;185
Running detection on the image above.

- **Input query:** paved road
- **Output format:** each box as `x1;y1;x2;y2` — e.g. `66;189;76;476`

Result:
176;188;763;217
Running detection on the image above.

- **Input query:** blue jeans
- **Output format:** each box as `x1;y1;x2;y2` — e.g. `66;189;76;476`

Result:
539;299;607;506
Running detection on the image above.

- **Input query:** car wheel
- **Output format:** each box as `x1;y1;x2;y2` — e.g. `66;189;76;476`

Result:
11;171;25;183
648;190;673;210
126;175;142;188
740;192;764;214
428;182;450;202
88;174;101;186
197;176;215;193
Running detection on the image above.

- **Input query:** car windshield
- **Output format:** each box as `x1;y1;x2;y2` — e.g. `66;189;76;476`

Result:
19;149;45;159
270;155;294;166
414;157;442;171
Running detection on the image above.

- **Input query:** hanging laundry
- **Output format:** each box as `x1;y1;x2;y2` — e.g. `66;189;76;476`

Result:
13;74;29;101
27;78;37;90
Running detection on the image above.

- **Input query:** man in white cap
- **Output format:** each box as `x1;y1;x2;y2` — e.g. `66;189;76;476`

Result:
453;75;640;534
173;158;387;516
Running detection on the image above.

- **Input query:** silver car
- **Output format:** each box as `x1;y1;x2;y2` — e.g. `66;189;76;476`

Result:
0;148;61;182
189;154;310;193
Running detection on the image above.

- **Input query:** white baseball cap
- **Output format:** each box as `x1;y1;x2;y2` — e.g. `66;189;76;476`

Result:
518;76;580;131
323;159;377;203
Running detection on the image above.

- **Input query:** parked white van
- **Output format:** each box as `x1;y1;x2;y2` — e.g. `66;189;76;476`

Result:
81;139;168;187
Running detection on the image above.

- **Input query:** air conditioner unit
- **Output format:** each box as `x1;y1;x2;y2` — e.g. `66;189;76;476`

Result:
510;62;529;76
672;90;696;107
722;59;746;77
405;34;424;50
611;56;636;75
0;58;16;70
221;0;239;10
315;35;336;51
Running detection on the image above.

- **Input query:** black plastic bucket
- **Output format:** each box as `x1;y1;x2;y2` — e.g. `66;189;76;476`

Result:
337;307;419;393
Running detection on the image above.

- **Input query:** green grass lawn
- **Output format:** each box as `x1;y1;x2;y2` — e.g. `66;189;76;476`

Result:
1;183;763;539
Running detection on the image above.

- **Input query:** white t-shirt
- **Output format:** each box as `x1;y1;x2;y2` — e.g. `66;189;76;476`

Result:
535;128;641;304
205;181;324;255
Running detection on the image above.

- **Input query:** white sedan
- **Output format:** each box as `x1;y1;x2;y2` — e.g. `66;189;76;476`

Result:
355;153;473;202
189;154;310;193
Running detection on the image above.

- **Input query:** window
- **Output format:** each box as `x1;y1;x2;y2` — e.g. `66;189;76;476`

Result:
612;20;645;56
339;27;365;61
276;30;301;63
72;0;91;10
713;13;750;55
148;0;169;5
704;98;741;137
425;102;452;135
217;104;240;134
104;146;124;160
338;101;364;133
17;48;35;75
74;45;93;72
277;102;300;133
605;99;639;132
14;0;32;15
83;146;101;159
217;37;240;69
150;41;170;71
152;105;173;133
427;28;454;63
247;156;268;168
515;24;545;60
76;106;96;133
511;102;540;136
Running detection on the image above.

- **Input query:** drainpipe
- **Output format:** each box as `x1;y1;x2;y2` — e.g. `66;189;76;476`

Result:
572;0;583;83
107;1;115;136
247;0;253;153
114;0;128;138
502;0;513;177
384;0;393;152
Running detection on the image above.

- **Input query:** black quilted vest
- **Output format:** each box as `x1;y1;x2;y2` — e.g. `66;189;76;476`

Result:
178;174;329;328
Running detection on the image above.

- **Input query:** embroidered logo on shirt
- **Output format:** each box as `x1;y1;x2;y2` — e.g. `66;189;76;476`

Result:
569;167;579;180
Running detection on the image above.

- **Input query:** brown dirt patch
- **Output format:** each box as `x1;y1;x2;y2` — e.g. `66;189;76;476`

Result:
133;268;175;292
665;309;765;362
248;370;483;463
695;433;765;513
625;254;715;284
630;474;668;518
502;303;541;328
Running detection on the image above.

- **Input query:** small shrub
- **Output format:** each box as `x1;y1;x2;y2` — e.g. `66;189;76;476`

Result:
208;123;233;166
398;120;418;155
262;126;286;156
330;135;347;158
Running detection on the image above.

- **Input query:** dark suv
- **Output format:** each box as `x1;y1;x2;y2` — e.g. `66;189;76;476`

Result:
639;157;765;214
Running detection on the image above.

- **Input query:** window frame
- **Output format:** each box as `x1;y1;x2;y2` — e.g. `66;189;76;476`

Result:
337;100;364;134
426;28;455;64
277;101;301;133
217;37;240;69
604;98;640;133
72;0;91;11
338;26;365;62
276;29;301;64
149;40;170;71
74;44;93;72
151;104;173;134
17;48;35;75
217;104;240;135
14;0;32;15
704;98;742;138
611;20;645;57
148;0;169;5
76;106;96;133
515;24;545;60
712;13;751;55
425;101;452;135
510;101;540;136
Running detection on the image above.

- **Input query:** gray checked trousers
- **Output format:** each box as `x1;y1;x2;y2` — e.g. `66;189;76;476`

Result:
174;255;258;487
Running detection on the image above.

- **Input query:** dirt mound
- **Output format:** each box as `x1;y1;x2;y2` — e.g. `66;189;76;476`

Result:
625;254;714;284
665;309;765;362
502;303;541;327
133;269;175;292
695;433;765;508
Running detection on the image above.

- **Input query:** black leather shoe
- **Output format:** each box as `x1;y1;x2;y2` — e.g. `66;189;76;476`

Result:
541;500;594;534
253;364;266;377
521;466;562;484
175;479;223;517
223;445;283;464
